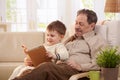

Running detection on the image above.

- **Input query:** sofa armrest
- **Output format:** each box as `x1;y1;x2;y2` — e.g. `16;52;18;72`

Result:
69;72;88;80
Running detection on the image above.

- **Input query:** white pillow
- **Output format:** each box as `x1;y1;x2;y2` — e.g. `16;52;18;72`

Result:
95;25;108;41
106;20;120;46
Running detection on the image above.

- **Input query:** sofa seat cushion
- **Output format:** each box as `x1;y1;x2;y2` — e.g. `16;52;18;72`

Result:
0;62;24;80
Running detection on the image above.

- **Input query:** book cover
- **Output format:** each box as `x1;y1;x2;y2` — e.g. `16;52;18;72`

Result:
27;46;51;67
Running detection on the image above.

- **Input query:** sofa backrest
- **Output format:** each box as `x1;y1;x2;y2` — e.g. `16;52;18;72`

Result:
0;32;45;62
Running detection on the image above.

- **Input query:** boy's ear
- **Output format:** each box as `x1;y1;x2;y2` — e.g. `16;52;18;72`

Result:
61;35;64;39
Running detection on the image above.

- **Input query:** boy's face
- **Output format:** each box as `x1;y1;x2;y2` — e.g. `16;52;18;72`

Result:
46;30;64;46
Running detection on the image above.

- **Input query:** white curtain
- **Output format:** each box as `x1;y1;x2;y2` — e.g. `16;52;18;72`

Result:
57;0;106;28
1;0;120;32
27;0;37;31
0;0;6;22
57;0;83;30
94;0;106;21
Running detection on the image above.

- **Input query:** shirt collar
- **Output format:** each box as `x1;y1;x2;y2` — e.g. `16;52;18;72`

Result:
82;31;95;40
74;31;95;40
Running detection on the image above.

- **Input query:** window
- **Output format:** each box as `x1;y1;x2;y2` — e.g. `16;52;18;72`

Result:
81;0;94;10
5;0;119;32
36;0;58;31
6;0;27;32
6;0;58;32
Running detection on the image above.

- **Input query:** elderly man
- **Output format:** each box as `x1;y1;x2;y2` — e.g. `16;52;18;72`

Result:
12;9;107;80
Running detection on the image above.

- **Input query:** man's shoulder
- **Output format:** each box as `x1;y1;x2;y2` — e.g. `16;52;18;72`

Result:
84;32;107;45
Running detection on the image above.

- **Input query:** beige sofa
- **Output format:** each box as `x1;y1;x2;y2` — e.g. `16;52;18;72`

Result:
0;32;45;80
0;20;120;80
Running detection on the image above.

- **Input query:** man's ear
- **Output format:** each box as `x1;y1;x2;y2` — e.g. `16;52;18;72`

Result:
90;23;95;30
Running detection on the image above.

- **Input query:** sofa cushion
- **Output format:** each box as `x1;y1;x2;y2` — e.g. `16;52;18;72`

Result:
95;25;108;41
0;62;23;80
104;20;120;46
0;32;45;62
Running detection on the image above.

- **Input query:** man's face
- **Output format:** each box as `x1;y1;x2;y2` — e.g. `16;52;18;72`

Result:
75;13;94;37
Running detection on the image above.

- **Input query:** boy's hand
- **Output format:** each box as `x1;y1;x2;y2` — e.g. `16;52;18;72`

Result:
21;45;28;54
22;45;34;66
46;51;55;59
24;57;33;66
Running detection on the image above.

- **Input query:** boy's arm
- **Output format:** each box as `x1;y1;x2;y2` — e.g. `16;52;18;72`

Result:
56;44;69;60
21;45;28;54
22;45;34;66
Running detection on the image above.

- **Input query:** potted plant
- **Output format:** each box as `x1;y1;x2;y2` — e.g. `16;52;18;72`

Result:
96;47;120;80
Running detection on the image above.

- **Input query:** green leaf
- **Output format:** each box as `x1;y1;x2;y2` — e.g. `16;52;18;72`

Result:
96;47;120;68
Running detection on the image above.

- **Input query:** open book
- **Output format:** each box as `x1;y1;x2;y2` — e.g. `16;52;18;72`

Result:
27;46;51;67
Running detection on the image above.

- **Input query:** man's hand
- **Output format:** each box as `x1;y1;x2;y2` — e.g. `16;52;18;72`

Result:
66;60;82;71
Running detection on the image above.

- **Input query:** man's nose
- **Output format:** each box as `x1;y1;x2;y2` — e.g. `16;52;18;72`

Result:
75;28;81;32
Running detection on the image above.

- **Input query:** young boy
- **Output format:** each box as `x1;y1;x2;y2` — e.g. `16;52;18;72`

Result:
8;20;69;80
